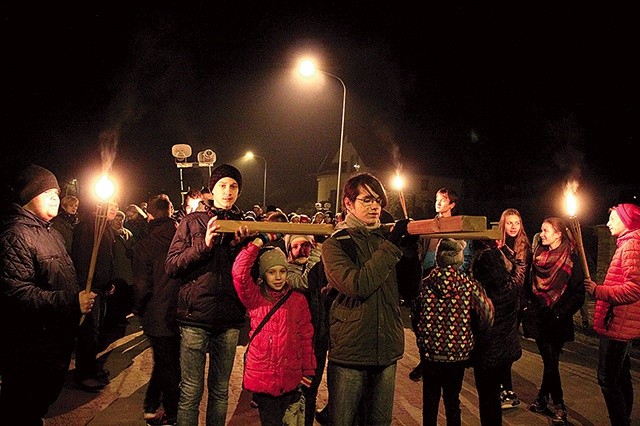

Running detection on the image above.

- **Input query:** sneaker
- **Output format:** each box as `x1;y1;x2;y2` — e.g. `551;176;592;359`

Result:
551;403;567;425
529;394;550;414
409;362;423;382
501;390;521;410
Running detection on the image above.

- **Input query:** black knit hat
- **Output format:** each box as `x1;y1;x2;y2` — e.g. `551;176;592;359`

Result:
209;164;242;193
12;164;60;205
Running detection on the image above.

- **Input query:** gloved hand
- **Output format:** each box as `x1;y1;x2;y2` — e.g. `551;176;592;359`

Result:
257;233;283;245
388;219;411;246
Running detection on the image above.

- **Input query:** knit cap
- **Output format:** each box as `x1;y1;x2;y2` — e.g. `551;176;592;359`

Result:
435;238;466;268
12;164;60;205
259;247;288;277
614;203;640;231
209;164;243;193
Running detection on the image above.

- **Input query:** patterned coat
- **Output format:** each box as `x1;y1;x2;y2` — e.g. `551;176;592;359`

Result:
593;228;640;341
413;265;494;362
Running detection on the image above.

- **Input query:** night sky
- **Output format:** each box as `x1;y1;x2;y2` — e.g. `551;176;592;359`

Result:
3;3;636;226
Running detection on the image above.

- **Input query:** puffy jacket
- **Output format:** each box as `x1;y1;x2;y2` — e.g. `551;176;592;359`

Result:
165;206;246;331
593;228;640;341
132;217;181;337
0;204;81;369
232;243;316;396
413;265;494;363
472;248;525;368
321;222;421;366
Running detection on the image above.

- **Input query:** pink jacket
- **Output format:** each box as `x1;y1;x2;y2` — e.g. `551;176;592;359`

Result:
593;228;640;341
232;243;316;396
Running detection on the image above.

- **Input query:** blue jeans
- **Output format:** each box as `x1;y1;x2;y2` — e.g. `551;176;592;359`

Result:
177;326;239;426
598;336;633;426
327;361;397;425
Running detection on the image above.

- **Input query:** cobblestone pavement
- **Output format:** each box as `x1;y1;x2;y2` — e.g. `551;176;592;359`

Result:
45;309;640;425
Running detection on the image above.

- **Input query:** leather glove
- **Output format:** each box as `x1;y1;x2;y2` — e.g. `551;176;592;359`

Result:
388;219;411;246
257;233;283;245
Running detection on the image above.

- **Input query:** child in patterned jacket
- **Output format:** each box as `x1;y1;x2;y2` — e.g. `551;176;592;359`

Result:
412;238;494;426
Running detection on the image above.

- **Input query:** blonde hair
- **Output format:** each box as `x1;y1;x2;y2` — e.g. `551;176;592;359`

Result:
498;208;532;262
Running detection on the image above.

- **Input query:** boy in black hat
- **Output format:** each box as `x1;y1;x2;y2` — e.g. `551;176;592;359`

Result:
165;163;252;425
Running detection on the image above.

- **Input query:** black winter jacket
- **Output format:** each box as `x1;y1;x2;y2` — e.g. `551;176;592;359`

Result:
164;206;246;331
0;204;81;369
132;217;181;337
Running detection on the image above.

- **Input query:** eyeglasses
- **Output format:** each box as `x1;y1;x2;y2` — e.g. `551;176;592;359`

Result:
355;197;382;206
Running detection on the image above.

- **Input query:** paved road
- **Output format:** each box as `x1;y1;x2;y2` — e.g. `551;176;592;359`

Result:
45;310;640;425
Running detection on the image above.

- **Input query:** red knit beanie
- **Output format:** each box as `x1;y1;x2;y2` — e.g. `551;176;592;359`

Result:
614;203;640;231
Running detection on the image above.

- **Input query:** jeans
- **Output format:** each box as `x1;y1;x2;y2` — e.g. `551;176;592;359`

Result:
145;335;181;420
535;339;564;405
327;361;397;425
421;360;465;426
177;326;240;426
598;336;633;426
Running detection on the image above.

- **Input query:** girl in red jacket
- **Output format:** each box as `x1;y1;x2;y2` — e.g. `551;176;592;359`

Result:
232;234;316;425
584;202;640;426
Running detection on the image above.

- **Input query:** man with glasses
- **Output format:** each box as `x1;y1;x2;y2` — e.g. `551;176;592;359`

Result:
321;173;421;425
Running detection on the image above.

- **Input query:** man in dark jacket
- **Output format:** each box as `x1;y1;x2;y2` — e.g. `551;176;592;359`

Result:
165;164;251;426
0;164;95;425
132;194;181;425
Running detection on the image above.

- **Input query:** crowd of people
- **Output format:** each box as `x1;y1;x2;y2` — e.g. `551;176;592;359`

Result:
1;161;639;426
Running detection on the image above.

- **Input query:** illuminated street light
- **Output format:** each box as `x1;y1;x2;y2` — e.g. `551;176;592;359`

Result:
245;151;267;208
298;59;346;215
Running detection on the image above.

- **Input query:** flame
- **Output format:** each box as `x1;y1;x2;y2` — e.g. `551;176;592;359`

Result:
392;173;404;191
565;180;578;217
94;175;115;201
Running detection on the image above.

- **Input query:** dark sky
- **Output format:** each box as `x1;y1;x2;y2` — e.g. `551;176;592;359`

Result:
3;3;636;224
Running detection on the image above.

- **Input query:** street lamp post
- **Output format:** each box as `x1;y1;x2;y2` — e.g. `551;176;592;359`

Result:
245;151;267;208
298;60;346;216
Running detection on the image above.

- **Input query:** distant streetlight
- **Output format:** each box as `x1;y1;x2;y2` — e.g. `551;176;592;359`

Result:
298;59;346;215
245;151;267;208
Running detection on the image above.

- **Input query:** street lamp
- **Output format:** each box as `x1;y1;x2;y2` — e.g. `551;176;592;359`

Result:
245;151;267;208
298;59;346;216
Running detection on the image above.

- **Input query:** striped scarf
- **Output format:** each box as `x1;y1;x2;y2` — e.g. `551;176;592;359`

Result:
531;239;573;307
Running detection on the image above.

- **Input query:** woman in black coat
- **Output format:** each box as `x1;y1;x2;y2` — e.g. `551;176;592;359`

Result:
471;244;526;425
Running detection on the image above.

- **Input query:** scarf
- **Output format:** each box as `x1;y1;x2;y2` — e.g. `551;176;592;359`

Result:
531;239;573;307
343;212;381;231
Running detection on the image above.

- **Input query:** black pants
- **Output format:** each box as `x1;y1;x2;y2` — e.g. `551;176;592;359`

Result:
145;334;181;420
0;352;71;425
473;363;505;426
421;360;466;426
253;388;300;426
535;338;564;405
598;336;633;426
75;293;108;379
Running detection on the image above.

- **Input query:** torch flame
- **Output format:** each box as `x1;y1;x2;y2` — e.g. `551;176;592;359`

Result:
392;173;404;191
565;180;579;218
95;175;115;201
